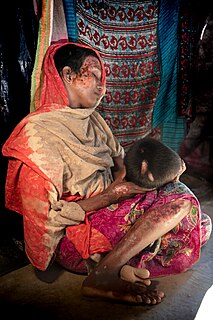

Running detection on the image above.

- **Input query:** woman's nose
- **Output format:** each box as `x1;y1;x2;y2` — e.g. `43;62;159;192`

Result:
97;79;103;90
97;83;106;95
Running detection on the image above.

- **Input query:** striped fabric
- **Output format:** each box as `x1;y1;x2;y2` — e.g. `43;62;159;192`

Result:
161;116;186;152
63;0;78;42
30;0;53;112
30;0;68;112
153;0;186;151
153;0;179;128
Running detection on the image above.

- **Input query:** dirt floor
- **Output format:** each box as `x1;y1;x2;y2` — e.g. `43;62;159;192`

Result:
0;172;212;320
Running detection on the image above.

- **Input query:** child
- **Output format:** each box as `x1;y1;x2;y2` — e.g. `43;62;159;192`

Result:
59;137;211;287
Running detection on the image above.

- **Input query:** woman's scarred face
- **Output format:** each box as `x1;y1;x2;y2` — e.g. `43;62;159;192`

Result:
64;56;106;109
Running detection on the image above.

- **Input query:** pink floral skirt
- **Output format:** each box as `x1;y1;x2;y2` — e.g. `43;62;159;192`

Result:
56;181;212;277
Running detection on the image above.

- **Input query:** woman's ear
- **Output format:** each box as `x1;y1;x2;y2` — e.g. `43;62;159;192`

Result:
61;66;72;83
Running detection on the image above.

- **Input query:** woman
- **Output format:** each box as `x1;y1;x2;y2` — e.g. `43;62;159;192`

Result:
2;42;211;305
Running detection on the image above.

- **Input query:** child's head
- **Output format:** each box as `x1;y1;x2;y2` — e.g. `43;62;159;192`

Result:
124;137;185;189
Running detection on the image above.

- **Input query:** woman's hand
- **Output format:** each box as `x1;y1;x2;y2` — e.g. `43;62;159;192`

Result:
52;200;85;225
76;168;155;213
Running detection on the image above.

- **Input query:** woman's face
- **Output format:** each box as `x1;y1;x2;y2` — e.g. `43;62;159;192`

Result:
65;55;106;109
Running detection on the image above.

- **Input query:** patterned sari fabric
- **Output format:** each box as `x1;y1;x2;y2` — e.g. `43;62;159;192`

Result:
56;182;212;277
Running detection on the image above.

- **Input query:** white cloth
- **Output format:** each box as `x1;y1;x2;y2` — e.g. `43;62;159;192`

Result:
194;284;213;320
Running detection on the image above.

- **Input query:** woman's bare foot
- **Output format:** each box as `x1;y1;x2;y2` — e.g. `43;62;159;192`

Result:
81;267;164;305
120;265;151;286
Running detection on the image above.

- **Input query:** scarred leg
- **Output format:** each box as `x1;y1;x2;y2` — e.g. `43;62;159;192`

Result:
81;199;192;304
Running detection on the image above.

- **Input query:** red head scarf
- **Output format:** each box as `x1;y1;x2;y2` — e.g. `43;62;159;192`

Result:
34;41;106;111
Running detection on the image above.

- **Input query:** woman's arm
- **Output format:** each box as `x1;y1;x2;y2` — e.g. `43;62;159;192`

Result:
76;176;149;212
111;155;125;180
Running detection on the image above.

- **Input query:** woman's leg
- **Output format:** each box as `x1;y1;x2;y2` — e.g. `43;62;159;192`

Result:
81;198;192;304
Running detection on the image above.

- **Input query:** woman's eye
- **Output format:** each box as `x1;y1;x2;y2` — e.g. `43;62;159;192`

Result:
92;72;99;79
91;69;101;80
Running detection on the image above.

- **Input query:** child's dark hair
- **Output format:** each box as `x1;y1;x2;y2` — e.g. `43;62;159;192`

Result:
54;44;99;74
124;137;182;189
